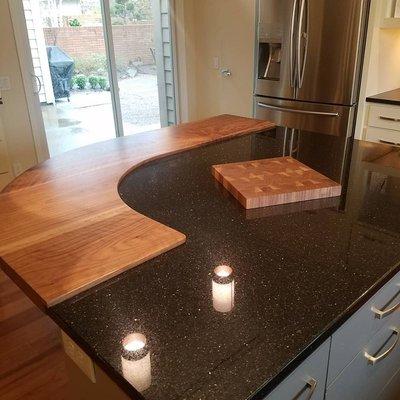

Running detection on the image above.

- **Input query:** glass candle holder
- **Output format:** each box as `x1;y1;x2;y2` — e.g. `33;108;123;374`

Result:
212;265;235;313
121;332;151;392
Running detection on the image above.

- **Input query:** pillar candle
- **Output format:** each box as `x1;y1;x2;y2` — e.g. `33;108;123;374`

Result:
121;332;151;392
212;265;235;313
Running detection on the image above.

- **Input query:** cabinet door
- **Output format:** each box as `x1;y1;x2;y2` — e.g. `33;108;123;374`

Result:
326;317;400;400
328;270;400;384
264;339;330;400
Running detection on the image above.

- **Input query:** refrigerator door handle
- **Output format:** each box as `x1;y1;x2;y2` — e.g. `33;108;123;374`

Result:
290;0;299;88
257;102;340;117
297;0;309;89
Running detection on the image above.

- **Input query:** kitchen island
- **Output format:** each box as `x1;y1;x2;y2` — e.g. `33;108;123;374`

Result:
1;115;400;400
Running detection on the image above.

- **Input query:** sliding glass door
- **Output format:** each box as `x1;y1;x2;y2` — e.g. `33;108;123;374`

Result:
15;0;176;158
108;0;162;136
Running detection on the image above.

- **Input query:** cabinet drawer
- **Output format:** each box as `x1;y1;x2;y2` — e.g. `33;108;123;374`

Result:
377;367;400;400
326;315;400;400
0;141;9;174
365;126;400;145
368;104;400;132
264;340;330;400
328;270;400;384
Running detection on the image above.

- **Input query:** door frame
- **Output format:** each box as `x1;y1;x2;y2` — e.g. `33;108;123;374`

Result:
8;0;50;163
100;0;124;137
152;0;180;126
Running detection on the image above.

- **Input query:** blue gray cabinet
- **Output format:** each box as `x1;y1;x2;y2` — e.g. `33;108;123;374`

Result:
326;271;400;400
327;271;400;385
264;270;400;400
264;340;330;400
326;320;400;400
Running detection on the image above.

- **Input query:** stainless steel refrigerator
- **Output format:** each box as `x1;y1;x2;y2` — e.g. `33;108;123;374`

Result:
254;0;370;183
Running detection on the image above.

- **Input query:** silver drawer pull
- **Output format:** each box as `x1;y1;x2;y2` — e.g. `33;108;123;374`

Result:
379;116;400;122
371;286;400;319
292;378;317;400
364;328;399;366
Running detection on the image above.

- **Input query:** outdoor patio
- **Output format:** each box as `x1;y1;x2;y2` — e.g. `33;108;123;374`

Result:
42;72;160;157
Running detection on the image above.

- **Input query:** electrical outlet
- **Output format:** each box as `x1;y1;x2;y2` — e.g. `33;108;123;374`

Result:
61;331;96;383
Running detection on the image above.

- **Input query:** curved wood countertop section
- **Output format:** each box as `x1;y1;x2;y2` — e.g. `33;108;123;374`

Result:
0;115;275;310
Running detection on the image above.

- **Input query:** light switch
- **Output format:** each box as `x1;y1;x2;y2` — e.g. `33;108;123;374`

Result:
212;57;220;69
0;77;11;91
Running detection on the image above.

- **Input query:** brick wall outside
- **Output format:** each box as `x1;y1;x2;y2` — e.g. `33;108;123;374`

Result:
44;23;154;66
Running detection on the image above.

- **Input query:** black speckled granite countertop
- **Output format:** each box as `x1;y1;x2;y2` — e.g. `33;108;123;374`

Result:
50;134;400;400
366;88;400;106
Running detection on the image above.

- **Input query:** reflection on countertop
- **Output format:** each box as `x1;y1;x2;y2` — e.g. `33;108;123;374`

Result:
50;134;400;400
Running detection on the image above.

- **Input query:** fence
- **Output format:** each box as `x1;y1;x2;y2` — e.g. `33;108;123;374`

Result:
43;23;154;66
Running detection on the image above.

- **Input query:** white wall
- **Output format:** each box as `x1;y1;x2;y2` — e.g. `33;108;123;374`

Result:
175;0;256;121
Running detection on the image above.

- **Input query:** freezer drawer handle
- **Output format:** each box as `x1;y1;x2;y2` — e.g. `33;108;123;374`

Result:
379;116;400;122
257;102;340;117
371;286;400;319
364;328;399;366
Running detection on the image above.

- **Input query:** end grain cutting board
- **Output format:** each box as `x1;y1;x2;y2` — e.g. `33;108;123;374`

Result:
212;156;342;209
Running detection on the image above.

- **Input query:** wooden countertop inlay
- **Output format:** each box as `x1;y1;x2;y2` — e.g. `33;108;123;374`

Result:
0;115;274;309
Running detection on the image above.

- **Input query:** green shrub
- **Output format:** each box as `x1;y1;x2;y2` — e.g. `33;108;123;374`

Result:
69;18;81;27
98;77;108;90
75;75;87;90
88;75;99;90
74;54;107;76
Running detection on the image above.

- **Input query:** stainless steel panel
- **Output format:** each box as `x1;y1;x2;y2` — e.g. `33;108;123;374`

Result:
296;0;368;105
296;130;352;183
255;97;355;182
255;0;296;100
255;96;354;137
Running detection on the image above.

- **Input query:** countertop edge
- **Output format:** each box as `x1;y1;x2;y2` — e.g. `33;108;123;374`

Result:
365;97;400;106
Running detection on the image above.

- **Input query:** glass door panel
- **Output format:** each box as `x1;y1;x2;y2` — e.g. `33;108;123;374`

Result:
22;0;117;157
109;0;161;136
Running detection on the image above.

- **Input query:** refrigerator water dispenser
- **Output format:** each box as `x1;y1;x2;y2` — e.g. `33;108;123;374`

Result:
258;42;281;81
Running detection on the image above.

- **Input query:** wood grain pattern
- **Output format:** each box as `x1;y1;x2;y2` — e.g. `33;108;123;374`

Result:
212;156;342;209
0;115;274;309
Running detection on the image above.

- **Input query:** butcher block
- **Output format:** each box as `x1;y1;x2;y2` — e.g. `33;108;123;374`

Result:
212;156;342;209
